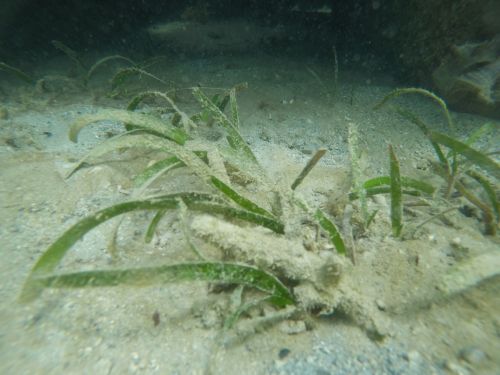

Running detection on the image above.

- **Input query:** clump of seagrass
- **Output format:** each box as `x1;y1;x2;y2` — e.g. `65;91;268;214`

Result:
52;39;168;94
374;88;499;235
346;121;436;239
20;84;354;338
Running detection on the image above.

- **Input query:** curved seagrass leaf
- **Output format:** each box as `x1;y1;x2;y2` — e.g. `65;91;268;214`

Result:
31;262;295;307
392;106;449;170
127;90;173;111
291;148;327;190
133;156;183;186
20;193;284;302
86;55;136;83
127;91;198;131
66;130;144;178
66;132;205;182
139;55;168;70
133;151;208;187
69;109;188;145
144;209;167;243
428;131;500;180
374;88;454;133
209;176;275;218
52;40;86;76
363;176;435;195
314;209;345;255
464;123;496;147
0;62;34;84
192;87;258;165
349;187;423;200
186;201;284;234
348;123;368;225
389;145;403;237
229;87;240;129
110;67;167;91
466;170;500;222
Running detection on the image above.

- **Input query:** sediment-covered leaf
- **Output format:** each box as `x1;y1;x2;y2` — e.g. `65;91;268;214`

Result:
30;262;295;308
69;109;188;144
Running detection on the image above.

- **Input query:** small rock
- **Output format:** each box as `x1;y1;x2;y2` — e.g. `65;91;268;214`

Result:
458;346;487;365
278;348;291;359
442;359;470;375
376;299;386;311
131;352;140;364
279;319;307;334
403;350;422;364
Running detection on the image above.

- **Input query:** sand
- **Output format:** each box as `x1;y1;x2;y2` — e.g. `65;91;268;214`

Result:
0;51;499;374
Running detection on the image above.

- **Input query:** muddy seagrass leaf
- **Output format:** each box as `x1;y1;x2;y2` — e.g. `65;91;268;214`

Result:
0;62;34;84
389;145;403;237
374;87;454;133
86;55;136;83
429;131;500;180
31;262;295;308
20;193;284;302
192;87;258;165
69;109;188;145
363;176;435;195
314;209;346;255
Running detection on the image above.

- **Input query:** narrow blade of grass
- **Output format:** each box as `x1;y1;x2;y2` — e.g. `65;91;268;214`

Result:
210;176;275;218
464;123;496;147
363;176;435;195
52;40;86;75
66;131;148;178
314;209;346;255
133;151;208;187
127;90;173;111
20;193;284;302
349;187;422;200
144;209;167;243
69;109;188;145
224;296;272;329
127;90;198;131
466;170;500;222
389;145;403;237
133;157;183;187
366;209;378;229
31;262;295;308
374;87;454;133
0;62;34;84
67;134;207;180
87;55;136;83
392;106;450;169
193;87;258;165
348;123;368;226
188;201;284;234
291;148;327;190
111;67;167;91
229;87;240;129
429;130;500;180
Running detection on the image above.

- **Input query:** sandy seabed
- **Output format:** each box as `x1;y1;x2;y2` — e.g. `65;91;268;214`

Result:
0;51;499;374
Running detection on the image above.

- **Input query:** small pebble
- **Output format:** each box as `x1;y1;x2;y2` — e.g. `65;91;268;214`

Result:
403;350;421;363
279;320;307;335
442;359;470;375
131;352;140;364
376;299;386;311
458;346;487;365
278;348;291;359
152;311;160;327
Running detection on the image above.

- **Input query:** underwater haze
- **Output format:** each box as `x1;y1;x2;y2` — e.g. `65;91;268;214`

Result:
1;1;499;374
